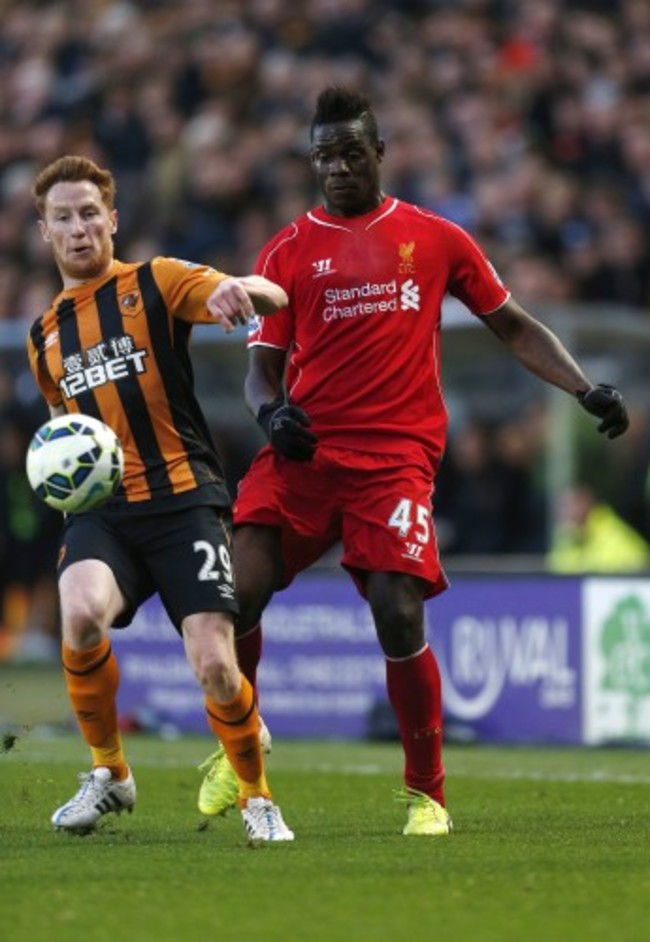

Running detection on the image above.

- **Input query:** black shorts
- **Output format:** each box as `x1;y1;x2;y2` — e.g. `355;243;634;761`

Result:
58;505;238;631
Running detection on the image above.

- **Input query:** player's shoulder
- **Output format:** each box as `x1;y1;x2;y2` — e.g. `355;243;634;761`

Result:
26;301;59;358
262;217;304;252
150;255;224;286
256;218;306;276
27;310;47;346
109;258;150;279
393;197;457;229
398;199;480;251
150;255;203;275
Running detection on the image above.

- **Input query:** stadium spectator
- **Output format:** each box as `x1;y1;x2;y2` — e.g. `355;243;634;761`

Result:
25;154;293;843
1;1;650;318
547;483;650;573
0;400;60;661
196;86;628;838
435;416;546;555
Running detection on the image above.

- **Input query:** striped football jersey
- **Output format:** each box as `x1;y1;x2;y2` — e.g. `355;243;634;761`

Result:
27;257;233;510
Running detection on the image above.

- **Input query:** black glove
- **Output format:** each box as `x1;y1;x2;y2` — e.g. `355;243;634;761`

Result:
257;398;318;461
577;384;629;439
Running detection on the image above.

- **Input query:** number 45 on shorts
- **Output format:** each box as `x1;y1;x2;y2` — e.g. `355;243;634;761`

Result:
388;498;431;548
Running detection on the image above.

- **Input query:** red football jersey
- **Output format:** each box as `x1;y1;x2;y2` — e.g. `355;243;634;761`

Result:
250;197;509;466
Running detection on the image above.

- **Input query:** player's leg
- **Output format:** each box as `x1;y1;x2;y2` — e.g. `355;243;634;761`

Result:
340;450;451;835
183;609;292;842
231;445;338;679
151;506;292;841
233;522;284;681
365;571;451;836
197;710;272;817
196;449;338;819
230;448;302;686
194;523;280;815
53;553;136;833
183;609;268;796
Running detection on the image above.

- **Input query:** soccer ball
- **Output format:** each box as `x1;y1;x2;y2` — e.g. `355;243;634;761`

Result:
26;413;124;513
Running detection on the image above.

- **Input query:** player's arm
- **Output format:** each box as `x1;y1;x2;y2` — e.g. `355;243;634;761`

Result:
25;332;65;418
245;346;318;461
236;275;288;315
245;346;286;414
206;276;288;333
483;297;629;438
151;258;287;332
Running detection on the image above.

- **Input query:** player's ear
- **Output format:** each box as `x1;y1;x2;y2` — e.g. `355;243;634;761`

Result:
38;219;51;242
110;209;118;234
376;139;386;163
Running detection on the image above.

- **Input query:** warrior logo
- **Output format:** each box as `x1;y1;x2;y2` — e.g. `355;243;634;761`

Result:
312;257;334;278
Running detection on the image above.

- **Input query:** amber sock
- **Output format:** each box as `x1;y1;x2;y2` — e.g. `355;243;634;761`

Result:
205;676;270;803
62;638;128;780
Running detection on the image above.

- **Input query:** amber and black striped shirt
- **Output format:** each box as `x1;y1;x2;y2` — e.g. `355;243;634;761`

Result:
26;257;233;511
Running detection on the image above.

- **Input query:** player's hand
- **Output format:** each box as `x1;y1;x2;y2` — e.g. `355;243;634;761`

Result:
577;384;629;439
206;278;255;333
257;399;318;461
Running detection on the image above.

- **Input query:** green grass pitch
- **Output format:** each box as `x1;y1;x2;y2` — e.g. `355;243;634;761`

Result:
1;734;649;942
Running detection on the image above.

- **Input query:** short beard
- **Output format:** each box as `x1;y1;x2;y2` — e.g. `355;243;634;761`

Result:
63;246;113;283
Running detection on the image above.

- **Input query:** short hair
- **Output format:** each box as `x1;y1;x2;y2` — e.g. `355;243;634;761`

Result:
33;156;116;217
310;86;379;143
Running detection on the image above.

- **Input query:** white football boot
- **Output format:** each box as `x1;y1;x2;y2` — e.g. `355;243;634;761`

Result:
241;797;295;845
52;767;136;833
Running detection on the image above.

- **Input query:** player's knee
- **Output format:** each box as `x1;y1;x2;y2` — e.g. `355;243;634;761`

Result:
233;573;272;633
194;651;239;700
60;590;108;648
367;573;426;657
372;599;425;658
59;562;123;646
375;617;425;659
233;526;280;630
184;617;240;699
235;594;265;634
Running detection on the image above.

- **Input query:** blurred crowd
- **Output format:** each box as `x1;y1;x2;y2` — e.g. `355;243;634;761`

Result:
1;0;650;655
1;0;650;316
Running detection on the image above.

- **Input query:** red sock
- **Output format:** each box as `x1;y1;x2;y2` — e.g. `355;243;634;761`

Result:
236;623;262;691
385;645;445;805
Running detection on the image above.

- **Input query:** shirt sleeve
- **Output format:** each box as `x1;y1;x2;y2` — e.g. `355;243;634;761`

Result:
443;221;510;316
247;231;294;350
26;330;63;408
150;256;231;324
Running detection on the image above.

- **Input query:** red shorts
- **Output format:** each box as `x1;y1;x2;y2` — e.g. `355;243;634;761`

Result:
233;444;448;600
